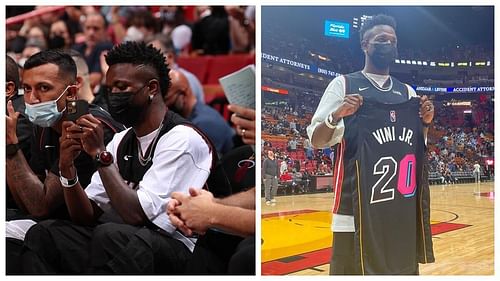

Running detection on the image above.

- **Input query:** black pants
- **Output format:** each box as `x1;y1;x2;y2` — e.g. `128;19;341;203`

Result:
227;236;255;275
22;219;191;274
185;230;255;275
329;232;359;275
6;238;24;274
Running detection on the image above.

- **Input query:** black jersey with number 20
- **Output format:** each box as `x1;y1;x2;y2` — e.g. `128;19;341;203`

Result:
349;98;427;274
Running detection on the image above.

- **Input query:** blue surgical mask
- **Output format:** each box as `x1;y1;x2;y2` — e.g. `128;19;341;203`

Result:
25;85;71;127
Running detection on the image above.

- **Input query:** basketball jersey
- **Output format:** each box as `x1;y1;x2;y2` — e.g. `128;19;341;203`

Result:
331;72;434;274
352;98;425;274
331;71;410;216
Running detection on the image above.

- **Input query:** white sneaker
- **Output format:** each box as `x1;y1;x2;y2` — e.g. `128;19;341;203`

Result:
271;199;277;203
271;202;276;206
266;201;271;205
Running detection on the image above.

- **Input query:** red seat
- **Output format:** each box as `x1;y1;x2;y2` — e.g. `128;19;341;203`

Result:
205;54;255;84
177;56;211;83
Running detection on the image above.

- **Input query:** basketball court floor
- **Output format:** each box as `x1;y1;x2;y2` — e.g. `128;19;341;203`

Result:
261;182;494;275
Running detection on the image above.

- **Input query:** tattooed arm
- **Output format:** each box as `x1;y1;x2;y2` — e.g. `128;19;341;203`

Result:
6;150;64;218
6;100;64;218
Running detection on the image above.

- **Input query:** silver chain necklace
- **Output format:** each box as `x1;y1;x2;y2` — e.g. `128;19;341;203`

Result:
137;122;164;166
361;71;393;92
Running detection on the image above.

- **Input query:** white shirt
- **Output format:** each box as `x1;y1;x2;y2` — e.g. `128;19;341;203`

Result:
473;164;481;173
307;73;417;232
85;125;212;252
280;161;288;175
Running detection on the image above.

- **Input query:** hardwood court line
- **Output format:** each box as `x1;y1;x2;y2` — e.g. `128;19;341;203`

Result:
262;212;471;275
431;204;494;210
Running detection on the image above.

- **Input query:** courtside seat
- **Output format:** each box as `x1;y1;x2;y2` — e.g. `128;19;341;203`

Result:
428;172;442;185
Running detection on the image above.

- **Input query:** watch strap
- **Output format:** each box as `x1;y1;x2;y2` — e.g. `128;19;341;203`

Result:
59;172;79;188
6;143;20;158
325;114;340;129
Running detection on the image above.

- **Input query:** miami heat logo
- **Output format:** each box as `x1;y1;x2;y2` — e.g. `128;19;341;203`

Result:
390;110;396;122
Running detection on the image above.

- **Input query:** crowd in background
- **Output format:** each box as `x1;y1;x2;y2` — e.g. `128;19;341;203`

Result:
7;6;255;92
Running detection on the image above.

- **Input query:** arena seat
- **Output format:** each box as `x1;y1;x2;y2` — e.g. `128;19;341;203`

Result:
178;54;255;85
177;56;211;83
205;54;255;84
206;95;231;122
428;172;442;185
203;84;225;104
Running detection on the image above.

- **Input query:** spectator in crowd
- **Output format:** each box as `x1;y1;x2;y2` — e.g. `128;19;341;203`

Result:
147;35;205;104
280;158;288;175
191;6;230;55
167;106;256;274
5;55;33;210
159;6;187;36
6;50;123;219
171;24;193;56
65;49;100;106
443;167;455;184
24;24;49;50
288;138;297;152
18;37;45;67
49;20;73;50
122;9;158;43
303;137;314;159
20;41;212;274
6;50;124;274
227;6;255;53
263;150;279;206
72;12;113;91
229;104;256;145
166;69;234;154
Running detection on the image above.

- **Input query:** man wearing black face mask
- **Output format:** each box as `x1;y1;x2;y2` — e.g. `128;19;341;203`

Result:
49;20;73;50
307;15;435;275
21;42;214;274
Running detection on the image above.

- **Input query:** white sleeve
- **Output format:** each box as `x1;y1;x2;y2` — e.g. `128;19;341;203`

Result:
306;76;346;148
84;129;130;212
136;125;212;234
407;84;418;98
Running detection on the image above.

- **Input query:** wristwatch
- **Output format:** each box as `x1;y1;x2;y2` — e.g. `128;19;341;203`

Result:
95;151;114;167
325;114;341;129
59;172;79;188
6;143;20;158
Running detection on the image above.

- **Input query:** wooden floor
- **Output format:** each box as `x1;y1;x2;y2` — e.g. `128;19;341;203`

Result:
261;182;494;275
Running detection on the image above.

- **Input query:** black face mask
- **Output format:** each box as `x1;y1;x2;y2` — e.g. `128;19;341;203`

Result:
369;42;398;69
105;85;148;127
48;35;66;49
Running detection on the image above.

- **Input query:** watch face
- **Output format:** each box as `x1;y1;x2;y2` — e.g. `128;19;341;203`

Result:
100;151;113;165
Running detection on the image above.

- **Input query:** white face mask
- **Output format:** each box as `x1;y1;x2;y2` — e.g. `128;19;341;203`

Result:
24;85;71;127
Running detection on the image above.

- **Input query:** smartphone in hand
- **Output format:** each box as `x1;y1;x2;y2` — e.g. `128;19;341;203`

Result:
65;100;89;122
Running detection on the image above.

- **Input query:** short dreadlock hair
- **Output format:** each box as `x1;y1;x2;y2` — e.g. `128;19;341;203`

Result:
359;14;397;43
105;41;170;97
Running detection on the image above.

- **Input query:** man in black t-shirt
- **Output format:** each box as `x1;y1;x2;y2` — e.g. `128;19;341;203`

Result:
6;55;32;212
6;50;123;274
